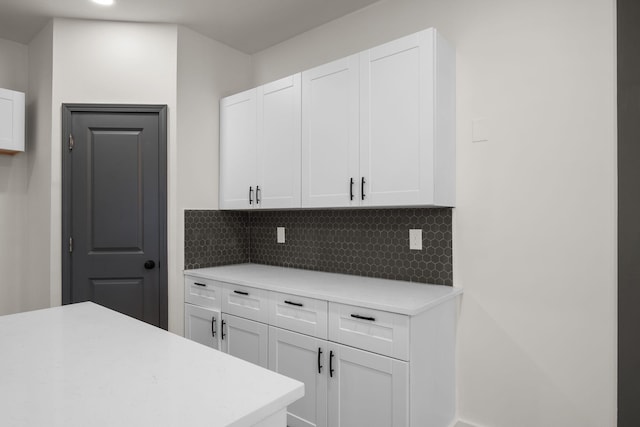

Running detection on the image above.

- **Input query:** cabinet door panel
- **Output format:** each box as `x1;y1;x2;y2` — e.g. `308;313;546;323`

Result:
269;327;327;427
360;30;435;206
257;74;301;209
302;55;359;207
184;303;219;350
220;88;257;209
328;343;408;427
221;313;268;368
0;88;24;153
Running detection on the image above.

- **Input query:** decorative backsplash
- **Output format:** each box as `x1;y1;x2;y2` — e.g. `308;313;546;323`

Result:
184;210;250;269
184;208;452;285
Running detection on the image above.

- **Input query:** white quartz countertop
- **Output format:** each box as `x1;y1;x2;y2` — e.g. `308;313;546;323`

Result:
184;264;462;316
0;302;303;427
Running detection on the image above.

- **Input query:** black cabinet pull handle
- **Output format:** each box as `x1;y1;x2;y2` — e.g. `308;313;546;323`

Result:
233;290;249;296
211;316;216;337
329;350;335;378
351;314;376;322
193;282;206;287
318;347;323;374
350;177;354;201
256;185;261;204
361;177;366;200
284;300;303;307
221;319;226;340
249;186;254;204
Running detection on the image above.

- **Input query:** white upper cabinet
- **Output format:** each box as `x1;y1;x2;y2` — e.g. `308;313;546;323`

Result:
257;75;302;209
360;28;455;207
220;88;258;209
0;88;25;155
302;55;360;208
220;75;301;210
220;28;455;209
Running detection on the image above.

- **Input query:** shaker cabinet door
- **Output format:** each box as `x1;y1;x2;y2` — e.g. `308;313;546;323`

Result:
184;303;220;350
220;88;258;209
360;29;436;207
269;327;327;427
302;55;360;208
257;74;301;209
221;313;269;368
327;343;408;427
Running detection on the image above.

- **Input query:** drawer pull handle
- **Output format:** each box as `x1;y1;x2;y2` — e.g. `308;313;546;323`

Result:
329;350;335;378
284;300;303;307
221;319;226;340
318;347;323;374
351;314;376;322
233;290;249;296
211;316;216;338
193;282;206;287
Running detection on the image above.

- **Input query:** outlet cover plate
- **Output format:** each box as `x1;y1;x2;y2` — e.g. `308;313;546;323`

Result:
277;227;285;244
409;229;422;250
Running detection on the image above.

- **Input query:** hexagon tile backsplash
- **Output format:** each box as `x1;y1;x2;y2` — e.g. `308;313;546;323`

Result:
185;208;452;286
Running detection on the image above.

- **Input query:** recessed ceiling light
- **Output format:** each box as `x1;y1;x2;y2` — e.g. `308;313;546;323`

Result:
92;0;114;6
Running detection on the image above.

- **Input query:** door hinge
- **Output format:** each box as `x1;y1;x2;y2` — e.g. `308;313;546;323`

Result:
69;237;73;253
68;134;74;151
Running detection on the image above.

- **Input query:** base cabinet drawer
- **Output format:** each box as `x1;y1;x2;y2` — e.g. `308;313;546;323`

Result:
184;275;222;309
184;303;219;350
269;292;328;339
223;284;269;323
328;303;410;360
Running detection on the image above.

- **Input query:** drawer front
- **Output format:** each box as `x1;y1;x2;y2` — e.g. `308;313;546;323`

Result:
222;284;269;323
184;275;222;309
328;303;410;360
268;292;328;339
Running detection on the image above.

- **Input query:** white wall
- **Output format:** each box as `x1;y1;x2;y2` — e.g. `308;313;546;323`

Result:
175;26;251;333
25;21;54;315
252;1;617;426
0;38;29;315
49;19;179;326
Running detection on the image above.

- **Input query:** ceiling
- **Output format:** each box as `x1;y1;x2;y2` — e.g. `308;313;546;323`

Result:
0;0;380;54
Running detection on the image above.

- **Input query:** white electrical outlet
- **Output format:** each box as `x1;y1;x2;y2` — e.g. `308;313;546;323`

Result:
409;229;422;250
277;227;285;244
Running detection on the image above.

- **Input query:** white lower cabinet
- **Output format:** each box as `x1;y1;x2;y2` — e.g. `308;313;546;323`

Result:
269;327;328;427
327;343;408;427
184;303;220;350
221;313;269;369
184;269;459;427
269;327;408;427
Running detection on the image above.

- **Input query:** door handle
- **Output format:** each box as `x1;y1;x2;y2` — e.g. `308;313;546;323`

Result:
144;260;155;270
361;177;366;200
329;350;335;378
221;319;226;340
249;186;253;205
318;347;323;374
256;185;261;204
350;177;354;201
211;316;216;338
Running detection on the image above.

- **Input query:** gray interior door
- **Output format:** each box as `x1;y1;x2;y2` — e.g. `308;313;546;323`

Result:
62;105;168;329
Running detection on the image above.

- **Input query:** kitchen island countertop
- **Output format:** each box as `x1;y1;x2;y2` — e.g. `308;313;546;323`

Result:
0;302;303;427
